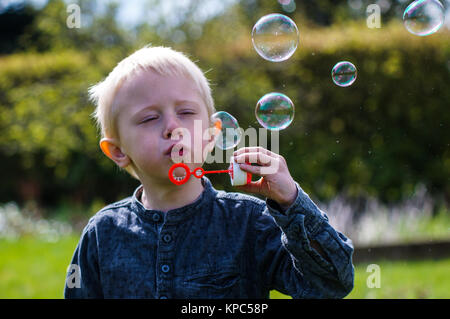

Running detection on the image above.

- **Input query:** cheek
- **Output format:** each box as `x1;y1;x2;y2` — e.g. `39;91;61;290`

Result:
198;121;214;148
182;119;210;145
129;135;160;161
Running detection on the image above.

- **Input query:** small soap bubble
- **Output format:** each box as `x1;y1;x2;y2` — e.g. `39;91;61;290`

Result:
331;61;357;87
348;0;363;10
280;0;296;13
252;13;299;62
403;0;445;36
255;92;295;131
211;111;242;150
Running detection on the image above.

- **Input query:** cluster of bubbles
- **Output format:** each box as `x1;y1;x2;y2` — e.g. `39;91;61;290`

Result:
213;0;446;149
250;13;299;135
211;13;300;149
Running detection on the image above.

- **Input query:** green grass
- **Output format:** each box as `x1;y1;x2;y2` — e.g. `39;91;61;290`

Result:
346;259;450;299
1;235;449;298
271;258;450;299
0;235;79;298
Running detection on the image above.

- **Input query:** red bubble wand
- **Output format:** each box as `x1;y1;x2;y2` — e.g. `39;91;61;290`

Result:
168;160;252;186
168;118;252;186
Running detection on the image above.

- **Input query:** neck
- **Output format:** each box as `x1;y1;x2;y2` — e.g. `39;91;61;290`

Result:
140;177;204;212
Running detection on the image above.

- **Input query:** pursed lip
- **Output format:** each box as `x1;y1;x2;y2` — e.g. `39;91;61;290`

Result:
164;143;186;156
164;144;176;156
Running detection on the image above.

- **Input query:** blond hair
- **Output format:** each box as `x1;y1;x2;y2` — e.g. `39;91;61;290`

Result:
89;45;216;180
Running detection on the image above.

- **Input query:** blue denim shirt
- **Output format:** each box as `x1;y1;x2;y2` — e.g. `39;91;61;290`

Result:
64;176;354;299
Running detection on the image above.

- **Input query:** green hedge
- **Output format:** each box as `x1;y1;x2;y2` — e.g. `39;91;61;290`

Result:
0;20;449;208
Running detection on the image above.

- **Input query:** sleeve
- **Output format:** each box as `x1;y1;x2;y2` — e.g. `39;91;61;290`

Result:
64;219;104;298
254;182;354;299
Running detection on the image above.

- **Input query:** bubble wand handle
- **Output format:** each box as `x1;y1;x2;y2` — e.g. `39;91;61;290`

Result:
202;169;232;174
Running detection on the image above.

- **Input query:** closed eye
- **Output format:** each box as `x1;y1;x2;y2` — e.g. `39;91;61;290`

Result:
141;117;157;123
179;111;197;117
180;111;196;115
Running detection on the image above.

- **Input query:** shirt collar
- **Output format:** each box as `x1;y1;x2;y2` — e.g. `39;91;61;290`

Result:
131;176;217;224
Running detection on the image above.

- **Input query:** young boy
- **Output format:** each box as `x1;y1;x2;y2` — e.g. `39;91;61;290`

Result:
64;45;354;299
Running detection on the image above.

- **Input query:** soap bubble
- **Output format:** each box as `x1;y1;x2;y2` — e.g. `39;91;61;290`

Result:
278;0;296;13
403;0;445;36
255;92;295;131
211;111;242;150
252;13;299;62
331;61;357;87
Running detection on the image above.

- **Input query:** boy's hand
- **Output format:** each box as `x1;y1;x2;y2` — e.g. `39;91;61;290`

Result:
232;147;298;210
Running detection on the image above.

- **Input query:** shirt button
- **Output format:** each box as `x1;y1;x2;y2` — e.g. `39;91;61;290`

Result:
162;234;172;243
152;213;160;222
161;264;170;273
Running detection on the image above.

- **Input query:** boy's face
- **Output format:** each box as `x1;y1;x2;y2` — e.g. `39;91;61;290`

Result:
111;70;213;183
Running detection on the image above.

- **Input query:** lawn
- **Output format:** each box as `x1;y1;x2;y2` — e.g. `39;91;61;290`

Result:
271;258;450;299
1;236;449;299
0;235;79;298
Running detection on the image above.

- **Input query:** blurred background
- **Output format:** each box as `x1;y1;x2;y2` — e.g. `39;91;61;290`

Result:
0;0;449;298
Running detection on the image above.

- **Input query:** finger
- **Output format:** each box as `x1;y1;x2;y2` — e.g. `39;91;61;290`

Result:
235;178;264;194
237;162;267;176
239;160;281;176
234;152;273;166
233;146;279;158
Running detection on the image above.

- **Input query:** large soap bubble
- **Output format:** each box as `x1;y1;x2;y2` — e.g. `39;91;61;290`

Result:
211;111;242;150
252;13;299;62
255;92;295;131
403;0;445;36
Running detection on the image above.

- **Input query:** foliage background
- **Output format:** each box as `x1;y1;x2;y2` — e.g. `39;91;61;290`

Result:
1;0;449;214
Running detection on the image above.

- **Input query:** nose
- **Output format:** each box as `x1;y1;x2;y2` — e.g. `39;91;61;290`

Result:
163;114;181;139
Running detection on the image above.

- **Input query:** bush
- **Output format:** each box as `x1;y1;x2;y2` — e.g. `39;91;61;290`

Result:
0;18;449;208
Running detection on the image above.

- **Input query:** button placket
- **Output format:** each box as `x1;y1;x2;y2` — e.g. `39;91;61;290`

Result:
156;223;175;299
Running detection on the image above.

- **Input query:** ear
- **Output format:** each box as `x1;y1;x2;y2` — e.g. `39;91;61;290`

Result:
99;138;131;168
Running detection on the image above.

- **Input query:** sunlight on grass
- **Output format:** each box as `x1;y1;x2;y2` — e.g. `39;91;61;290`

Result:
1;235;449;298
346;259;450;299
0;235;79;298
271;258;450;299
